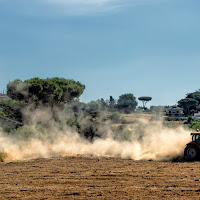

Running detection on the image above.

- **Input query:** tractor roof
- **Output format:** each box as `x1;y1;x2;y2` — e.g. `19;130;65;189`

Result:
191;132;200;135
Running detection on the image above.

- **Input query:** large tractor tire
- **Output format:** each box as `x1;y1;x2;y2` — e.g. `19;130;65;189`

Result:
184;144;200;161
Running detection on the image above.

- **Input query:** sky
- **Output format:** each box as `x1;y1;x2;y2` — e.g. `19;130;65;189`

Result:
0;0;200;107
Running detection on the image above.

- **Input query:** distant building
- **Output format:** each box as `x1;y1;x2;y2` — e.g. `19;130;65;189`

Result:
0;93;10;101
165;106;184;117
194;112;200;119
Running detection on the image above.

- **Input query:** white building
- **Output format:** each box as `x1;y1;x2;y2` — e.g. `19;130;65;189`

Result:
165;106;184;117
194;112;200;119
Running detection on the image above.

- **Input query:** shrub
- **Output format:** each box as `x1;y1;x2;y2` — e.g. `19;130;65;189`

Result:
0;153;4;162
14;125;35;139
109;112;121;123
0;108;6;116
190;121;200;131
149;115;162;121
2;125;11;133
0;100;24;121
164;117;188;121
111;125;132;141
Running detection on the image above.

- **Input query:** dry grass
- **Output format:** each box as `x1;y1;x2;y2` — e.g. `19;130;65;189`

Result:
122;113;155;123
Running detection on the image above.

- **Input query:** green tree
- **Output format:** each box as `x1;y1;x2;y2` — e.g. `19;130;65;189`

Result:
190;109;196;116
150;105;166;114
7;77;85;105
178;98;198;116
186;91;200;104
0;100;24;121
138;96;152;110
99;98;108;111
108;96;116;111
116;93;138;114
86;100;103;112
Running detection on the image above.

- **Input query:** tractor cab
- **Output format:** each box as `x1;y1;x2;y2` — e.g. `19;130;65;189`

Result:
191;133;200;146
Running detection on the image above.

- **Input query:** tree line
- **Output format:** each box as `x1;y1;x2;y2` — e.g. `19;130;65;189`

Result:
0;77;153;122
0;77;152;140
178;91;200;116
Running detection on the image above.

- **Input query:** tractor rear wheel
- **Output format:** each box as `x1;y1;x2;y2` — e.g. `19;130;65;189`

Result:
184;144;200;161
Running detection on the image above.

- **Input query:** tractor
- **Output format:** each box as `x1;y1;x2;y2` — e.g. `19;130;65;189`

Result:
184;132;200;160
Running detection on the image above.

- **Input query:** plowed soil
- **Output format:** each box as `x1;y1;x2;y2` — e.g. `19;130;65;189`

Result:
0;156;200;199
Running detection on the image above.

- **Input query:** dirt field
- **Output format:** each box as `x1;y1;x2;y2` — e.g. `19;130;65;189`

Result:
1;156;200;199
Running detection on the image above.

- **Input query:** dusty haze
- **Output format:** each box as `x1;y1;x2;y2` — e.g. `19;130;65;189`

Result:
0;107;191;162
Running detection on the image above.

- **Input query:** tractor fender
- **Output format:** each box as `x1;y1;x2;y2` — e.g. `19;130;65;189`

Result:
185;142;200;150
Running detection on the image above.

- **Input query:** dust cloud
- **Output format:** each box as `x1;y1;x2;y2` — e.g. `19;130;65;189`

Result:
0;107;191;162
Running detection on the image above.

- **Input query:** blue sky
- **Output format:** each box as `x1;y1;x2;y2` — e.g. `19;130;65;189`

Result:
0;0;200;106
